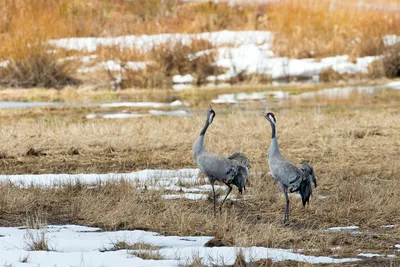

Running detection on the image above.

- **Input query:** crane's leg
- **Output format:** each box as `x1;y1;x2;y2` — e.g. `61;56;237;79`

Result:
211;181;217;217
220;183;232;214
279;183;290;224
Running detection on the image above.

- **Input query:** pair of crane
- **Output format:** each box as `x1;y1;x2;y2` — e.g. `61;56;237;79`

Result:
192;105;317;224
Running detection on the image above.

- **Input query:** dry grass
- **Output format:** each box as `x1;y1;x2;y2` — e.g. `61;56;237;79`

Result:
23;213;52;251
105;39;220;89
0;40;79;89
0;97;399;264
1;1;400;89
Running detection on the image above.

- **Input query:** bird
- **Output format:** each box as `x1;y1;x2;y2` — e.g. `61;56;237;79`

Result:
264;112;317;224
192;105;250;216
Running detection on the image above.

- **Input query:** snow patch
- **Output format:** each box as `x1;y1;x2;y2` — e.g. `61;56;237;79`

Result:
49;31;273;53
173;74;194;83
383;34;400;46
99;100;182;108
385;81;400;90
0;224;361;267
0;60;9;68
381;225;396;228
211;90;289;104
0;168;201;188
327;226;360;231
162;193;208;200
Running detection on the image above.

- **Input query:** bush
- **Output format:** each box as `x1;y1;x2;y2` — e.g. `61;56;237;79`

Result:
382;43;400;78
368;43;400;79
107;39;223;89
0;40;80;89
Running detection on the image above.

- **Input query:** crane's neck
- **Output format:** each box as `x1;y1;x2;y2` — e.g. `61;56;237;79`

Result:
193;120;210;155
268;121;281;156
270;120;276;139
200;119;210;136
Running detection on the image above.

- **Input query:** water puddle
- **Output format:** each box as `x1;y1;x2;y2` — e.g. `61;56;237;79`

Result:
0;101;63;109
210;82;400;104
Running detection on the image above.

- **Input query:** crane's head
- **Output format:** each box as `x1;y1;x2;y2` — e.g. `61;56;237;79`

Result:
207;104;215;124
265;112;276;125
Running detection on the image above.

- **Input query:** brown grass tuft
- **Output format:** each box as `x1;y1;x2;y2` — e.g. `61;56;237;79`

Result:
0;40;79;89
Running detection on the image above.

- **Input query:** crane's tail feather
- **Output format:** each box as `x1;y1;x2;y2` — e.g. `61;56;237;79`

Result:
299;163;317;206
299;178;313;206
230;165;248;195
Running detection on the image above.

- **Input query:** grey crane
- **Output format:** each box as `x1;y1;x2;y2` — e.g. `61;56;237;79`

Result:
192;105;250;216
264;112;317;224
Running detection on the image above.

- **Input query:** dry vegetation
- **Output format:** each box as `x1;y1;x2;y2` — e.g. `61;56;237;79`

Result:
0;91;399;266
1;0;400;89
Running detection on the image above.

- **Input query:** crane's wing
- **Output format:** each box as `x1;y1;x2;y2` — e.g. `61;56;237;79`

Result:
270;159;303;190
196;152;235;181
197;151;248;193
228;152;251;169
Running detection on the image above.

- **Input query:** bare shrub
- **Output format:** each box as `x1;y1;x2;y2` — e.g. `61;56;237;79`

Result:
381;43;400;78
0;40;80;89
368;43;400;79
107;39;222;89
319;68;345;83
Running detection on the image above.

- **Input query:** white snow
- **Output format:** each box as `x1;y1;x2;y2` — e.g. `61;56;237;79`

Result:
211;94;238;104
383;34;400;46
59;54;97;63
395;244;400;249
101;60;148;72
48;30;393;82
327;226;360;231
385;81;400;90
101;113;149;119
381;225;396;228
0;168;201;188
0;224;361;267
211;46;381;81
357;253;383;258
0;60;9;68
211;91;289;104
49;31;273;53
173;74;194;84
162;193;208;200
99;100;182;108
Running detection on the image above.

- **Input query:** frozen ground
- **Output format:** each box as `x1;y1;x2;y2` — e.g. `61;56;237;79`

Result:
0;168;201;188
45;31;400;87
0;225;363;267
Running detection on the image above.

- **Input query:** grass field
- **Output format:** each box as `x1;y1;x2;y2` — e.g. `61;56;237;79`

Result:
0;0;400;266
0;85;399;266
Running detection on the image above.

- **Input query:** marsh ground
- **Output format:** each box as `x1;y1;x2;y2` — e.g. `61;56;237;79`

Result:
0;84;399;266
